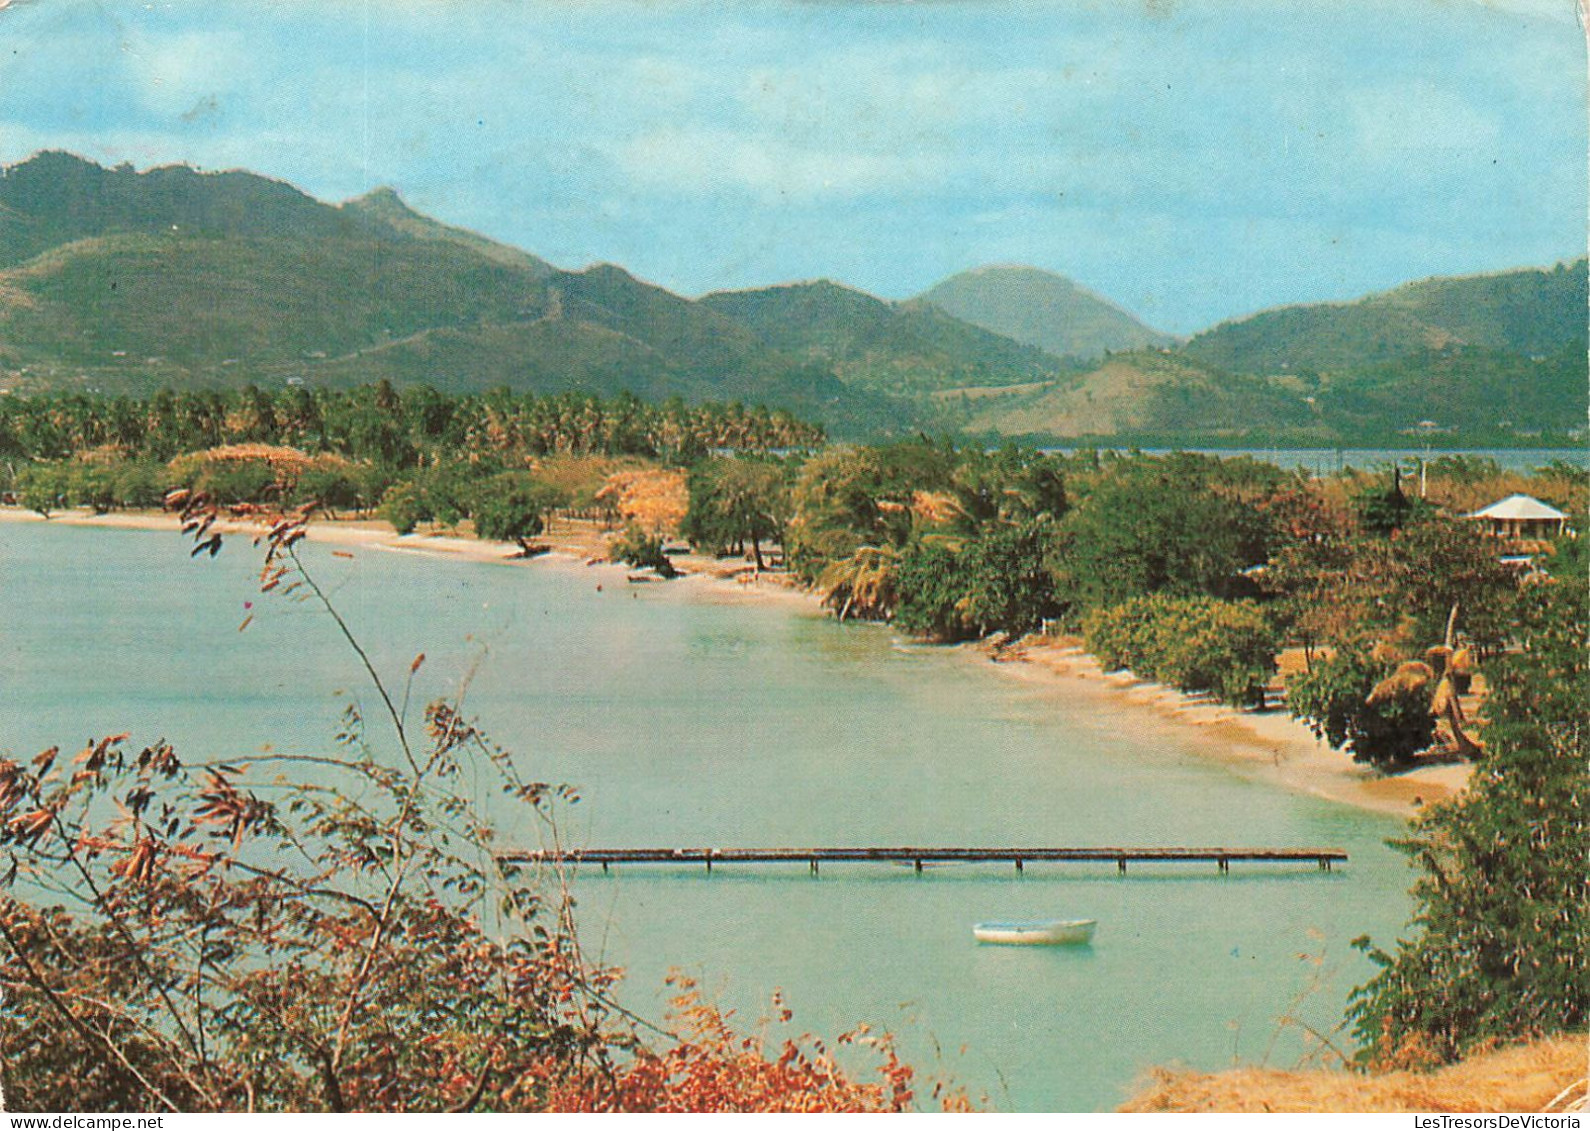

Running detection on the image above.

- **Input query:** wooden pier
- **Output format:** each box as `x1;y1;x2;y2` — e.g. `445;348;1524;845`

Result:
500;846;1347;875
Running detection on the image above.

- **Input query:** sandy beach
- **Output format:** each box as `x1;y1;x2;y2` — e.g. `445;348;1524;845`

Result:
981;636;1471;819
2;504;1469;819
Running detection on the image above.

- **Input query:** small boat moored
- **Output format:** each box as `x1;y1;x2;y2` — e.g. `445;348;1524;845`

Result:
973;918;1096;946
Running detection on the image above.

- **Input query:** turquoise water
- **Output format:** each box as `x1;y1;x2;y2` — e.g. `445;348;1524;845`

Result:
0;522;1414;1111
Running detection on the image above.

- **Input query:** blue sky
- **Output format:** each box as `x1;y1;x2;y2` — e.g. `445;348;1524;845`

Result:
0;0;1583;333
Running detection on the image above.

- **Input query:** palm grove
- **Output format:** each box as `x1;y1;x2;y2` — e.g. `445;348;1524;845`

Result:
1;382;1585;1099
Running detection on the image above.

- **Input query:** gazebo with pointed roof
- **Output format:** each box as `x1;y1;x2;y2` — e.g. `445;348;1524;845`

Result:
1464;494;1569;540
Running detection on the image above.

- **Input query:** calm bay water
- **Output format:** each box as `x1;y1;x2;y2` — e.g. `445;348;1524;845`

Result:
1048;447;1586;475
0;521;1415;1111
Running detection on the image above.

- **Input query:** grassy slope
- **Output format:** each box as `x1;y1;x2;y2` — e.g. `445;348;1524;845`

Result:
1122;1035;1586;1113
943;350;1318;440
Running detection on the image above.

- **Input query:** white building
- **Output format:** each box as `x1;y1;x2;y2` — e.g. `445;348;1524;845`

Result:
1464;494;1570;541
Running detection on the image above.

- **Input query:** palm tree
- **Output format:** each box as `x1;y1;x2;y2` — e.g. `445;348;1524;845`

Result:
817;545;899;622
1368;604;1483;759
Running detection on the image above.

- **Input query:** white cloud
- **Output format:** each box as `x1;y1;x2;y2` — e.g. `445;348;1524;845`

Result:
120;28;255;117
607;126;953;201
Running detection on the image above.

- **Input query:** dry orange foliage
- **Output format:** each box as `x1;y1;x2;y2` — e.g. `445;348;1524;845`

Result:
183;443;328;471
1121;1035;1588;1113
911;489;964;525
523;975;972;1113
166;446;355;494
597;468;688;534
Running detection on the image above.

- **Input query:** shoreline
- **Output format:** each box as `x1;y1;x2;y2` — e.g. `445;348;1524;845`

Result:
978;636;1471;819
2;504;1469;819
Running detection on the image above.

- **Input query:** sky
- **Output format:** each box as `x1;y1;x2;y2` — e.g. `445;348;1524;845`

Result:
0;0;1584;334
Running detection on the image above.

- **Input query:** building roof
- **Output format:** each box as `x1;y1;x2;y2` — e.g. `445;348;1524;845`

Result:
1466;494;1569;522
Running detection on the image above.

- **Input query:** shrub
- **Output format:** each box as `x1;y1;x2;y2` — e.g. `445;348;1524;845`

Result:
378;479;427;535
1082;595;1277;707
610;524;678;578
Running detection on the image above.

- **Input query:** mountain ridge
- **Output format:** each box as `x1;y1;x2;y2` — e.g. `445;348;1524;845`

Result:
0;151;1581;444
1182;258;1588;375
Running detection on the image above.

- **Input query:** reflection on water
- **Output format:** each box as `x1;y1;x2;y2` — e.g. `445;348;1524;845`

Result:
1;521;1412;1111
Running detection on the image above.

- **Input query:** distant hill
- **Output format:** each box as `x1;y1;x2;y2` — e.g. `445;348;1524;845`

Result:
940;351;1317;442
0;153;915;436
699;279;1075;395
1182;261;1589;375
946;330;1587;446
917;265;1175;360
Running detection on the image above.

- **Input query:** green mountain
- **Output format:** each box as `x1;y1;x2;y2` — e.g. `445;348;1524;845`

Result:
0;151;366;267
1182;260;1588;375
0;153;911;435
917;265;1175;360
1304;341;1588;439
699;279;1076;395
953;261;1589;444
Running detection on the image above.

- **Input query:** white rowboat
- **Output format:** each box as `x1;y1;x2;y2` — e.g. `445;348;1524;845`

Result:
973;918;1096;946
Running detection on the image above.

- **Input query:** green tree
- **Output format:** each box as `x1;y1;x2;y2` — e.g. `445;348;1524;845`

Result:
1348;576;1589;1064
1083;595;1278;708
958;521;1063;638
784;442;954;582
69;462;119;514
112;461;167;510
891;539;970;640
294;462;364;517
16;463;68;518
1351;467;1426;536
471;473;568;556
197;459;279;506
815;545;898;622
1056;467;1270;610
684;458;789;570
